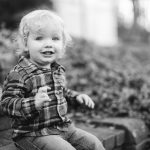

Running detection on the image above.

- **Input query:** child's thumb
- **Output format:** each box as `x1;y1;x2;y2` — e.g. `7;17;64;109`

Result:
38;86;50;94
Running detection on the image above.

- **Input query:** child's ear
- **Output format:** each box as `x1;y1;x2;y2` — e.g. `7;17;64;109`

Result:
23;36;28;50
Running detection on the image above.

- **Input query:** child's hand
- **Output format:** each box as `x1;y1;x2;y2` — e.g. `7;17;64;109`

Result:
35;86;51;109
76;94;95;109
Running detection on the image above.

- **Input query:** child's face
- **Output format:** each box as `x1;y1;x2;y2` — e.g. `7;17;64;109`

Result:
26;20;64;68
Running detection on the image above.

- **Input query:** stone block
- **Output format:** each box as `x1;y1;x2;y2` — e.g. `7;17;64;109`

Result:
90;117;150;150
76;123;125;150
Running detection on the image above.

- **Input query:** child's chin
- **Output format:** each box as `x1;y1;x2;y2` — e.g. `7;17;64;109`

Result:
45;59;56;64
43;56;55;61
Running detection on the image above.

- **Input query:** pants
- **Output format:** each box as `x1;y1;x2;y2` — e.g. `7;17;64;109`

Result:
14;124;105;150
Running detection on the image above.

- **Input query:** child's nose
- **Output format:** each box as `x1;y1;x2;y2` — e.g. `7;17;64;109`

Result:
45;45;53;48
45;39;53;48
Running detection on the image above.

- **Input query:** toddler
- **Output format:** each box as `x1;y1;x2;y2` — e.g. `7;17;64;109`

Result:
0;10;105;150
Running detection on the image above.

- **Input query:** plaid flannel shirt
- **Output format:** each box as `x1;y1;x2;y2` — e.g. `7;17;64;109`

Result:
1;56;79;139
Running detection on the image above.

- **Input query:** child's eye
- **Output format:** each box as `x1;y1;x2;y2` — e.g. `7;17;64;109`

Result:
35;36;43;40
52;37;59;41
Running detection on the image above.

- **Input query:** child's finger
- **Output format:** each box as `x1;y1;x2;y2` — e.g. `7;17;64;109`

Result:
79;99;84;104
85;98;89;106
41;93;51;101
38;86;50;93
85;96;92;106
90;100;95;109
87;98;95;109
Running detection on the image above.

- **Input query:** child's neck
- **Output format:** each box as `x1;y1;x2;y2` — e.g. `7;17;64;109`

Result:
30;59;51;70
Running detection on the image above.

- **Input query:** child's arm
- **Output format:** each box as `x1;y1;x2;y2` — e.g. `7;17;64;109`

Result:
0;71;39;119
59;68;94;109
63;87;79;101
63;88;94;109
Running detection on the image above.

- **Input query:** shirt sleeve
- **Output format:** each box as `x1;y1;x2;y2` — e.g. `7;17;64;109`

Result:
0;71;39;120
63;87;80;101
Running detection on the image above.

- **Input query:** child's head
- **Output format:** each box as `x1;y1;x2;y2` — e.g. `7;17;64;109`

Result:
17;9;72;67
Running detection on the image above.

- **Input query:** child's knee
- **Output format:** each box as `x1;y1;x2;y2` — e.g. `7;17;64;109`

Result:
85;134;105;150
92;139;105;150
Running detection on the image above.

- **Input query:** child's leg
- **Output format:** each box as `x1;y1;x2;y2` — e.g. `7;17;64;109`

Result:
68;127;105;150
15;135;76;150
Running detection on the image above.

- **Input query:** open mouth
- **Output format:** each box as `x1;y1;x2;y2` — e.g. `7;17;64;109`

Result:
41;51;55;55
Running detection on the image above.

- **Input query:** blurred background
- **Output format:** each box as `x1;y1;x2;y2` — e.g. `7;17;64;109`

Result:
1;0;150;129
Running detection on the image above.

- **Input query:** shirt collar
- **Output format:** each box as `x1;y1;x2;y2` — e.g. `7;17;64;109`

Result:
18;56;65;74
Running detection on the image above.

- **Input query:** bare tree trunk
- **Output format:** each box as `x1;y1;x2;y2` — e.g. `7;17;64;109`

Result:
131;0;140;28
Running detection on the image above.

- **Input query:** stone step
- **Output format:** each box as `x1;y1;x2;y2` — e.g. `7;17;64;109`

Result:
0;116;150;150
76;123;125;150
75;117;150;150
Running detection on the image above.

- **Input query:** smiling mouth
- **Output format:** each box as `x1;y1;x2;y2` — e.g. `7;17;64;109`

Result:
41;51;55;55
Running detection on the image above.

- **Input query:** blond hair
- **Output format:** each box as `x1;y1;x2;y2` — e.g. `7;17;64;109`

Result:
16;9;72;57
